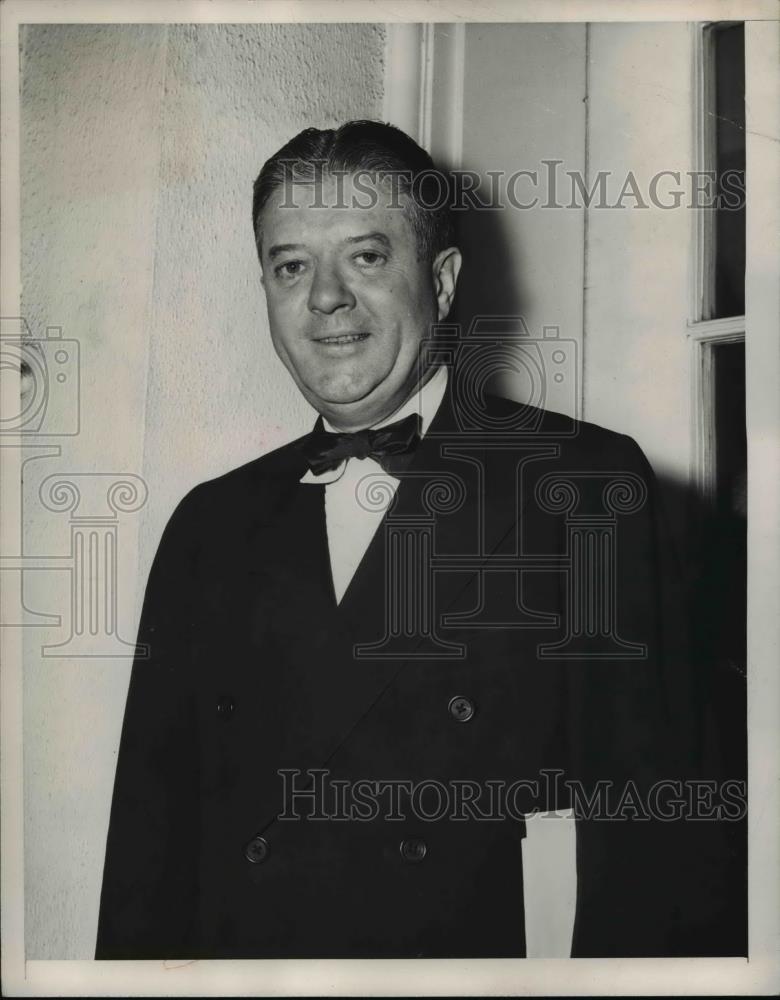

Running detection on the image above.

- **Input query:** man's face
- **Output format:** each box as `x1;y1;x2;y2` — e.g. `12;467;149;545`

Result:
258;172;460;430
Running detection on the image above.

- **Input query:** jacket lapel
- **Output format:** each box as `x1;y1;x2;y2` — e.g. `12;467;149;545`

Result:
336;384;486;654
242;446;336;644
336;382;557;648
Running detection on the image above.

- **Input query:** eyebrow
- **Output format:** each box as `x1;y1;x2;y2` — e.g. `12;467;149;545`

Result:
344;232;392;248
267;231;392;260
267;243;305;261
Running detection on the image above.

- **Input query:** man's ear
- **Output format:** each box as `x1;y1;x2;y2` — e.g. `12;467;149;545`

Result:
432;247;462;321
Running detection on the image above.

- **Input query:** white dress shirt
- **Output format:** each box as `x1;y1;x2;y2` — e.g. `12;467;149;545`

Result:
300;365;448;604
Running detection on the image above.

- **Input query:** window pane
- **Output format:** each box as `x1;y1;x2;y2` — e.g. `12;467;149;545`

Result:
705;340;747;681
714;340;746;522
713;24;746;318
691;339;747;952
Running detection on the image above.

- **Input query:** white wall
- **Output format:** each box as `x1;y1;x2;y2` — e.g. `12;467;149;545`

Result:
20;22;385;959
457;23;587;418
583;23;693;487
455;22;695;490
21;24;169;962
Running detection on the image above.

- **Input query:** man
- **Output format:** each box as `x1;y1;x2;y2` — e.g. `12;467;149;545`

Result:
96;121;715;959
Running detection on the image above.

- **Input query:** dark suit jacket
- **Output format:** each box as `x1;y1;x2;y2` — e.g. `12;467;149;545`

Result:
96;384;721;959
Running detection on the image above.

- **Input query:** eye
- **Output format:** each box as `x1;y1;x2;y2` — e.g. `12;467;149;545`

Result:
353;250;387;268
274;260;306;280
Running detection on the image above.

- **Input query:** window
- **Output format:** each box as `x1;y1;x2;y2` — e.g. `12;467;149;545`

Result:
713;24;746;319
688;24;747;954
689;20;747;722
690;21;747;526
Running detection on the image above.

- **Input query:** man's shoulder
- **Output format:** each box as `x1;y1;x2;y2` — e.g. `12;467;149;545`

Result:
170;431;310;524
480;393;646;467
203;432;309;488
171;397;650;524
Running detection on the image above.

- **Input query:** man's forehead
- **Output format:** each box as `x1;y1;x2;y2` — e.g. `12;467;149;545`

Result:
260;172;414;244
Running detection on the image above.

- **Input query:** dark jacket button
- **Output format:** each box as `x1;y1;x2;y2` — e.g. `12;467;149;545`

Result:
216;695;235;719
448;695;475;722
399;837;427;863
244;835;269;864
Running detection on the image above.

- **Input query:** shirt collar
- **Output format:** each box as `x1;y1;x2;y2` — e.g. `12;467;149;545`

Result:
300;365;449;485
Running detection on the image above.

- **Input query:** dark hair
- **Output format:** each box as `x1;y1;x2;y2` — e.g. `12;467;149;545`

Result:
252;120;455;262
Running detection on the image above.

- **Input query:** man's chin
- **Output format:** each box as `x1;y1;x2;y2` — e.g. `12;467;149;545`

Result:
306;375;389;411
309;383;403;430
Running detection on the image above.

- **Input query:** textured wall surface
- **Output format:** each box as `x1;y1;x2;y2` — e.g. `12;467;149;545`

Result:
20;24;170;963
20;22;384;959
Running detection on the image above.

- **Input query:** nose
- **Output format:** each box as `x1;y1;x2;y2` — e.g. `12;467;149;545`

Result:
307;261;356;315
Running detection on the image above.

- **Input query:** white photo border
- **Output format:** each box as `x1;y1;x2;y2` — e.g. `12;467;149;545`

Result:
1;0;777;995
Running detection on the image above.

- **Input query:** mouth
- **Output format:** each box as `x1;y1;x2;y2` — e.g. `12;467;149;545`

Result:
312;332;371;346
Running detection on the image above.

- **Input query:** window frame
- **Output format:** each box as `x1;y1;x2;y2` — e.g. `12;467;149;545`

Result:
688;21;746;505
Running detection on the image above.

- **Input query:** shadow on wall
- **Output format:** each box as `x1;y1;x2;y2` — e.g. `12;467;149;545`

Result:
452;192;529;324
449;167;530;408
445;162;573;415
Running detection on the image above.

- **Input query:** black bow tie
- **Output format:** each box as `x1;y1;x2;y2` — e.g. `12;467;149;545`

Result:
302;412;422;476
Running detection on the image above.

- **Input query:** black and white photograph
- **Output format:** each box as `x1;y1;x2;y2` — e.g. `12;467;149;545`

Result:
1;0;778;995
